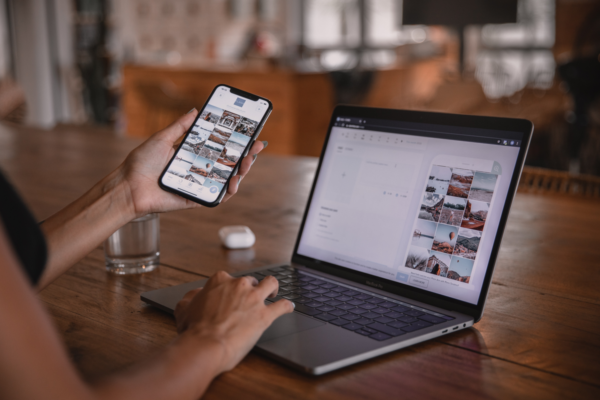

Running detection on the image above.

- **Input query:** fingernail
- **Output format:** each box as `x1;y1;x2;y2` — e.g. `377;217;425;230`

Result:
187;108;197;114
291;301;296;309
253;154;258;162
261;141;268;149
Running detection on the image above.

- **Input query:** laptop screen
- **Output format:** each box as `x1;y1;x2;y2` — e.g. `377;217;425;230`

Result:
296;115;524;305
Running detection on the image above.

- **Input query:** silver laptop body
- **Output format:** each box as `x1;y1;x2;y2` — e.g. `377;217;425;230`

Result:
142;106;533;375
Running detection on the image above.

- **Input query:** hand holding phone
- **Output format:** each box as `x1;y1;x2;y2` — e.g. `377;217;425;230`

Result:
159;85;272;207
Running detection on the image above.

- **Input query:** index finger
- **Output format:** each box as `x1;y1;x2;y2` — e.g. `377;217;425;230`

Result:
266;299;295;322
254;275;279;299
222;140;265;202
237;140;265;178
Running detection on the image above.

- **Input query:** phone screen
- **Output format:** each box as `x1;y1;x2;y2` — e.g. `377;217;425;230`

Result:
160;85;270;204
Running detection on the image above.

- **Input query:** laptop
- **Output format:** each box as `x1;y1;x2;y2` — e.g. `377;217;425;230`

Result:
142;105;533;375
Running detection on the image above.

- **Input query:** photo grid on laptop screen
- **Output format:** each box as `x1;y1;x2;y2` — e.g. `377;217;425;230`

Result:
297;116;524;304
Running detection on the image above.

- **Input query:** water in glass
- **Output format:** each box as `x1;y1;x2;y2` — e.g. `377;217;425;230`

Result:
104;213;160;274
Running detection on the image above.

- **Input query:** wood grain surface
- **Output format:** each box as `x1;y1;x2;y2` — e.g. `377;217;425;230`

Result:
1;122;599;399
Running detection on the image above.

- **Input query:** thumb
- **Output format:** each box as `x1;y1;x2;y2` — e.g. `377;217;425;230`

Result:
266;299;295;322
155;109;198;143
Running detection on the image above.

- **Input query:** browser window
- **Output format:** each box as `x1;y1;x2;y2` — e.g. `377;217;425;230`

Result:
297;117;523;304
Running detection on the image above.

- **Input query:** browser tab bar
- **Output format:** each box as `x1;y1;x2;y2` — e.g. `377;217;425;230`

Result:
334;116;523;147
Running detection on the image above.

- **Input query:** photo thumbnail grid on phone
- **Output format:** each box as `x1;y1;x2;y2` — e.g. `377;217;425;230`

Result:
166;104;258;192
404;165;498;284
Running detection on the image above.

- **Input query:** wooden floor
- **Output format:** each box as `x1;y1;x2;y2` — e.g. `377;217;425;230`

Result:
1;122;599;399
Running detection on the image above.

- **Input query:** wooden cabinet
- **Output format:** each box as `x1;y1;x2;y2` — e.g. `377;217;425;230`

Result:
122;65;336;156
121;61;448;156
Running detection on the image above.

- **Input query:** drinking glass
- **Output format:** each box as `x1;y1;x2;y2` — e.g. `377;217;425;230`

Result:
104;213;160;274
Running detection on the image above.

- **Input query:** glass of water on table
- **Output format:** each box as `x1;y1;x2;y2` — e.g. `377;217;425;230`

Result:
104;213;160;274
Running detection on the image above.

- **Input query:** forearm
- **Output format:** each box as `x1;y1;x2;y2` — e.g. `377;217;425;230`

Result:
1;220;224;400
92;331;224;400
38;165;135;289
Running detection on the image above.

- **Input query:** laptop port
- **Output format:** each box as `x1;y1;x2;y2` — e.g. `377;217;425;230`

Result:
442;329;448;333
463;323;466;328
452;326;459;330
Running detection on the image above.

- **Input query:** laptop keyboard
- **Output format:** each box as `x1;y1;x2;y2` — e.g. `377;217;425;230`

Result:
244;266;455;342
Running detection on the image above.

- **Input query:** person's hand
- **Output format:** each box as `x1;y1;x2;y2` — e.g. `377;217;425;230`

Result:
118;110;266;217
174;272;294;373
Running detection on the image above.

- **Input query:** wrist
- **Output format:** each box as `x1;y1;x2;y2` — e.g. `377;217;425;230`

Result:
98;165;138;223
180;327;229;377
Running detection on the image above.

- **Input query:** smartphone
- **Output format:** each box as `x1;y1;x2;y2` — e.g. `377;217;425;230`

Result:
159;84;273;207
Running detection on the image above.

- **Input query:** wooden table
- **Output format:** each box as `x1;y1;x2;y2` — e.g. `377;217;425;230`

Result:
1;122;599;399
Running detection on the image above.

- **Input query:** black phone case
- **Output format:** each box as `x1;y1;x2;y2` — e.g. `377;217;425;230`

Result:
158;84;273;207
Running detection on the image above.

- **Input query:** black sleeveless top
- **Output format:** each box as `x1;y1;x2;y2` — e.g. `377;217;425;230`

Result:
0;170;47;284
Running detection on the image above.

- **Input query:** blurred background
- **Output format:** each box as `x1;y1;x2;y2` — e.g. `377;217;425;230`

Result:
0;0;599;175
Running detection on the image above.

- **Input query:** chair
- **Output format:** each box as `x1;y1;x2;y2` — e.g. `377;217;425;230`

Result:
518;166;600;198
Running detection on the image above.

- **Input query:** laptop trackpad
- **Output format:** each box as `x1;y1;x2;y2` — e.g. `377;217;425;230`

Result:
258;312;325;343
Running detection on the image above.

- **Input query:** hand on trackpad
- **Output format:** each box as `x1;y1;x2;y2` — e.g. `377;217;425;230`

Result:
258;312;325;343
